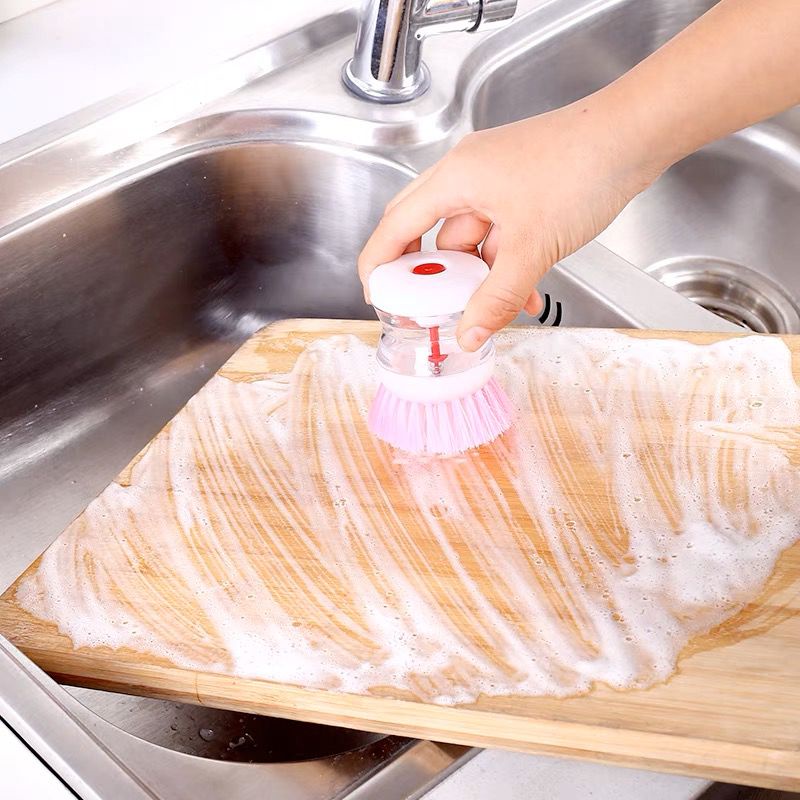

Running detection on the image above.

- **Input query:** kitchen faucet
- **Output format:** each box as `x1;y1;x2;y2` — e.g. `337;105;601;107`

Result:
343;0;517;103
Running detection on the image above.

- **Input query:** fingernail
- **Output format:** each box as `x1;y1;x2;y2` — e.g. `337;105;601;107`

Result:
460;327;491;352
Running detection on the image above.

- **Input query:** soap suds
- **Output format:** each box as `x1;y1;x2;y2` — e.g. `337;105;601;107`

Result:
14;329;800;703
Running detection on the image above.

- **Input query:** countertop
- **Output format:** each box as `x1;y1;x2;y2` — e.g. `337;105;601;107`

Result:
0;2;710;797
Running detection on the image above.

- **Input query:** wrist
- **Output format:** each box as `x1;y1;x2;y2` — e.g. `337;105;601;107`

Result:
576;85;676;196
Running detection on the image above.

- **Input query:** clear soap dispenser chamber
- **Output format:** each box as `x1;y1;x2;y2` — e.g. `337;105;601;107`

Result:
368;251;497;403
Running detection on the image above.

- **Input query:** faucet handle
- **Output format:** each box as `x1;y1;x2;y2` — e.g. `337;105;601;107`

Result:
476;0;518;29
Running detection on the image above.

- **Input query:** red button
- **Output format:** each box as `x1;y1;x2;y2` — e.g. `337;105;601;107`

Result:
412;262;446;275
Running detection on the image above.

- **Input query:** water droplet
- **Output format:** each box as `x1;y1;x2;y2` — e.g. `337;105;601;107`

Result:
199;727;215;741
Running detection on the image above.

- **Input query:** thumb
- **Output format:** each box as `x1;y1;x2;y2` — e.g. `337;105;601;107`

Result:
457;241;540;352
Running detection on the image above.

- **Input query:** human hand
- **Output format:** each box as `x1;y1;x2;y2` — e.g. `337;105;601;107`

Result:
358;97;663;351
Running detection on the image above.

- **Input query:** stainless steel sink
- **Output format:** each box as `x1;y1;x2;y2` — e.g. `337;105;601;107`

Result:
0;1;784;798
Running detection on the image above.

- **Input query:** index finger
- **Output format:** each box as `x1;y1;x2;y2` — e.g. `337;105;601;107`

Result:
357;174;470;294
358;196;440;289
384;164;436;215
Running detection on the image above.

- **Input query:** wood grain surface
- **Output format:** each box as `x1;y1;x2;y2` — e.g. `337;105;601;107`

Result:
1;320;800;789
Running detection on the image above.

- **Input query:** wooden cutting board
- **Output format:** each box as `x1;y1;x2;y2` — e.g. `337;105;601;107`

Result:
2;320;800;789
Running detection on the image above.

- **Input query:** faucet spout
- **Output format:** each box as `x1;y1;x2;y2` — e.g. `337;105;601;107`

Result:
343;0;517;104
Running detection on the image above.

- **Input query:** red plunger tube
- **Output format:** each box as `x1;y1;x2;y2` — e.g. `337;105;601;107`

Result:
428;326;447;374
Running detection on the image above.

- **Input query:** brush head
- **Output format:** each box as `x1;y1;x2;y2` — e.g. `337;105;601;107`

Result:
368;376;513;456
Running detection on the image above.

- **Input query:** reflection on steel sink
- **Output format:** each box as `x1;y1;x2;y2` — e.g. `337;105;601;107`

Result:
0;1;775;798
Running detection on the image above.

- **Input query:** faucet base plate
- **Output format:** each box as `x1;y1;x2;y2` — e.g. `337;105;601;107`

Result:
341;59;431;104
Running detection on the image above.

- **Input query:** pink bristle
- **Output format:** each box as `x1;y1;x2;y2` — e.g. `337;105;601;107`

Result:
367;377;513;456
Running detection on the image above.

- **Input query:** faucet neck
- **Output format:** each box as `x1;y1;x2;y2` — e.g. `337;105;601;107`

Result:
343;0;515;104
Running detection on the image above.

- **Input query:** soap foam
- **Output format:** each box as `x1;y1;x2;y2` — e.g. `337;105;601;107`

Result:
14;329;800;703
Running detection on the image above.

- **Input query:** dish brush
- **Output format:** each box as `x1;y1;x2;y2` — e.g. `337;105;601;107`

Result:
367;250;513;456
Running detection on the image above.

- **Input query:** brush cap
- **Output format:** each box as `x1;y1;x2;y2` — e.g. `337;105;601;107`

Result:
368;250;489;318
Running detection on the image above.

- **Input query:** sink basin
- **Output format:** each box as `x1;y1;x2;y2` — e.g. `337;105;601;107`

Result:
472;0;800;335
0;138;414;765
